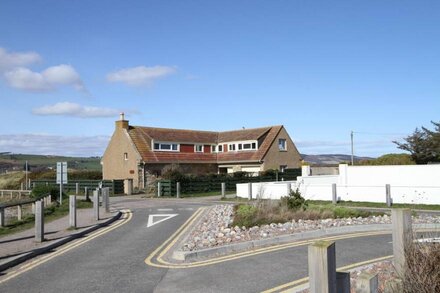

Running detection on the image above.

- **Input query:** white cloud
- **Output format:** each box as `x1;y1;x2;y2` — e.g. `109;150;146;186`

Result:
0;47;41;71
4;64;85;92
106;65;176;86
32;102;120;118
0;134;110;157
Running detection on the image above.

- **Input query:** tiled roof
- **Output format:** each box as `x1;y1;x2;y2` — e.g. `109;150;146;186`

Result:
127;125;283;164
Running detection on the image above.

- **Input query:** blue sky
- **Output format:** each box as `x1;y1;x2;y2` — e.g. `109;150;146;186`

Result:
1;1;439;157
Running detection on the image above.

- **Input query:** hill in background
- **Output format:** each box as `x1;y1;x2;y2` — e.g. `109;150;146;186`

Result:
301;154;373;165
0;153;101;173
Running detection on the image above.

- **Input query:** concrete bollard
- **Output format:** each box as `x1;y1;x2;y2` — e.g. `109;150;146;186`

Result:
0;208;5;227
386;184;392;207
221;182;226;199
248;183;252;200
17;204;23;221
21;182;24;190
308;240;336;293
93;190;100;221
357;272;378;293
157;182;161;197
102;187;110;213
32;202;36;214
47;195;52;206
336;271;350;293
35;200;44;242
69;195;77;228
76;183;80;195
176;182;181;198
392;209;412;276
332;184;337;204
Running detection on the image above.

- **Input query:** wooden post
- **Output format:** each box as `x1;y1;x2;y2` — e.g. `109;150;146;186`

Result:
357;272;378;293
308;240;336;293
332;184;337;204
17;205;22;221
176;182;181;198
392;209;412;277
0;207;5;227
93;190;100;221
69;195;77;228
35;200;44;242
221;182;226;199
386;184;392;207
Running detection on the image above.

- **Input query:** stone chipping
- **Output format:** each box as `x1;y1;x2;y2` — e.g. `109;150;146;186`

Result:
182;204;440;252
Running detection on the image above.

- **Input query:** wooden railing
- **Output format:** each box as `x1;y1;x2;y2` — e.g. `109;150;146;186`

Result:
0;194;51;227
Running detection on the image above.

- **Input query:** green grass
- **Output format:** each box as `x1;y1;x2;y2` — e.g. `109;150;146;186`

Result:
309;200;440;211
0;198;93;237
0;171;25;189
181;191;235;198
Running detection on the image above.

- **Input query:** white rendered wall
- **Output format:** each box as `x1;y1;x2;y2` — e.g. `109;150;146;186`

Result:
236;164;440;205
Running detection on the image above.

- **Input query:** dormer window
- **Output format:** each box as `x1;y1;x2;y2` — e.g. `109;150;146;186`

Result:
153;142;179;152
195;144;204;152
229;144;236;151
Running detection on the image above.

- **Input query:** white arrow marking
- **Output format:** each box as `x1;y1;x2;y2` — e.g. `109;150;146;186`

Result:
147;214;178;228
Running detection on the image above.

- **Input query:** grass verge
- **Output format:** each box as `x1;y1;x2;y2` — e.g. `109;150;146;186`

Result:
309;200;440;211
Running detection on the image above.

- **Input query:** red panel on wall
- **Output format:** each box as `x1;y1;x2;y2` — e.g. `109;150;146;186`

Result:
204;145;211;153
180;144;194;153
224;144;228;152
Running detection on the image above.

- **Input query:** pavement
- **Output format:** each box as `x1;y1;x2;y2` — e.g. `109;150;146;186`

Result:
0;205;120;272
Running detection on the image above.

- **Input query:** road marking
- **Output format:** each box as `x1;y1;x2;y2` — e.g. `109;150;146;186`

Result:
262;255;394;293
177;208;194;211
147;214;178;228
0;209;133;285
157;208;174;211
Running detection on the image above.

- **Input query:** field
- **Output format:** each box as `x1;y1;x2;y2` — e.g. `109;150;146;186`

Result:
0;171;25;190
0;153;101;172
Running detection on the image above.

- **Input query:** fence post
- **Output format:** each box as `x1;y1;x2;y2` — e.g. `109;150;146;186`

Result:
21;182;24;190
69;195;77;228
75;183;79;195
157;182;161;197
386;184;392;207
332;184;337;204
286;182;291;197
17;204;22;221
93;190;100;221
85;187;89;201
176;182;181;198
357;272;378;293
102;187;110;213
392;208;412;277
47;194;52;206
336;272;350;293
35;200;44;242
0;208;5;227
248;183;252;200
221;182;226;199
308;240;337;293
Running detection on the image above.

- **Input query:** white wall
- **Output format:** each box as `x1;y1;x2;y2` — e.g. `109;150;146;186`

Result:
237;164;440;205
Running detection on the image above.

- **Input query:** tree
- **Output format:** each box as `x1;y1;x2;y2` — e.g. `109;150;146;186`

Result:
393;121;440;164
359;153;415;165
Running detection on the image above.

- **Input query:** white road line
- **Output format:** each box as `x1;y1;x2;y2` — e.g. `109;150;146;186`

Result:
157;208;174;211
177;208;194;211
147;214;178;228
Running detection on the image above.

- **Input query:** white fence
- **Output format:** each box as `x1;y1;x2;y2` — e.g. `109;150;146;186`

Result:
237;164;440;205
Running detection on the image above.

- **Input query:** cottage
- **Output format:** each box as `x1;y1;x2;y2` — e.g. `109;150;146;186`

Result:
101;114;302;189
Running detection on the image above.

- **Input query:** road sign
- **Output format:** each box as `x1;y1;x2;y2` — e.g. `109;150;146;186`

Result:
147;214;178;228
56;162;68;184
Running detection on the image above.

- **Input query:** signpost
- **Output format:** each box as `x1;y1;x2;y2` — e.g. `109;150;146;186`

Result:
56;162;68;205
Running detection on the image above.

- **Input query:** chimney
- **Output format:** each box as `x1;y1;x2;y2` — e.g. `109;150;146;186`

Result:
115;112;129;130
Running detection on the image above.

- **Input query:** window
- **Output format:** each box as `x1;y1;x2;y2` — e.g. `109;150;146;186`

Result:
279;139;287;151
211;145;216;152
218;145;223;152
241;142;257;150
280;165;287;172
229;144;236;151
195;144;204;152
124;153;128;160
238;143;242;150
153;142;179;152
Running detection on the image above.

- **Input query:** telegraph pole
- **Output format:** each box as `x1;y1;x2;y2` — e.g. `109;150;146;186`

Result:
350;131;354;166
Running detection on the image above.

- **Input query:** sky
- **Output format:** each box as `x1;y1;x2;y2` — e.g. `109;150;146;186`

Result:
0;0;439;158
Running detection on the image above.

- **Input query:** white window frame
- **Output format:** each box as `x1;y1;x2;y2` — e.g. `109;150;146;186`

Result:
124;152;128;160
153;141;180;152
218;145;223;153
228;144;236;151
211;145;217;153
195;144;204;153
278;139;287;151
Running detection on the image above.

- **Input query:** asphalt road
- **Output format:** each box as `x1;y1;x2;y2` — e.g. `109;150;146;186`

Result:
0;197;395;293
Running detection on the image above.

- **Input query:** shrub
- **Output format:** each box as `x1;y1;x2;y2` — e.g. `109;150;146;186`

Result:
233;204;258;227
281;188;308;211
31;185;61;201
162;164;187;181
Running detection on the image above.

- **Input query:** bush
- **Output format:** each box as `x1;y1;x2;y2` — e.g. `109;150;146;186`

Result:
162;164;187;181
280;188;308;211
31;185;61;201
233;204;258;227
